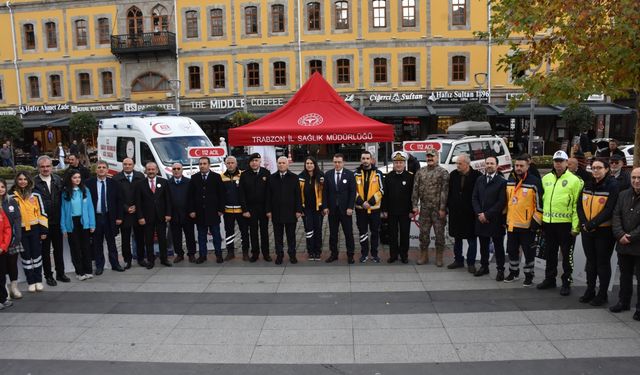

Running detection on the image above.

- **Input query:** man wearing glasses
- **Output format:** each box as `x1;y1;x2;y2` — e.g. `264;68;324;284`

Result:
610;154;630;191
168;163;196;263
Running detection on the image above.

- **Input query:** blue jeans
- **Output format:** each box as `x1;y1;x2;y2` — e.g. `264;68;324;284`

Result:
197;223;222;257
453;236;478;265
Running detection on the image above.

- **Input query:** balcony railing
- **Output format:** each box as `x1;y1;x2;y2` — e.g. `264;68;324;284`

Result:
111;31;176;57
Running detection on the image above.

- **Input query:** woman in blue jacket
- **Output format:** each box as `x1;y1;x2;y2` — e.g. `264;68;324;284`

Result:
60;170;95;280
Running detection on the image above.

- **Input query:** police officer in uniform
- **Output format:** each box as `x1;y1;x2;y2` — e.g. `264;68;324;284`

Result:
381;151;414;263
239;153;272;262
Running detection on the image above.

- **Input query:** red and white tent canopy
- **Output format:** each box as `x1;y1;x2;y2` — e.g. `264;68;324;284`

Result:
228;73;394;146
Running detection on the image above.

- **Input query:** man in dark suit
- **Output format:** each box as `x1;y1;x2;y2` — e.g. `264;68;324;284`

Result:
239;153;271;262
188;157;225;264
266;156;303;265
113;158;146;268
135;161;172;269
324;153;356;264
168;162;196;263
34;155;69;285
472;156;508;280
381;151;414;264
87;161;124;274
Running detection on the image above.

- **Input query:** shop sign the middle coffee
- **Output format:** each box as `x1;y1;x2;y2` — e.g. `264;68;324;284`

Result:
189;97;287;110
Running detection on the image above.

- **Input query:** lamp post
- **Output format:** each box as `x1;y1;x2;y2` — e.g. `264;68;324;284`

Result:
525;65;541;155
235;61;248;112
474;72;488;103
168;79;180;113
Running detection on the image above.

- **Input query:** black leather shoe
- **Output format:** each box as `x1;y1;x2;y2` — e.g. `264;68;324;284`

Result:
290;255;298;264
160;259;173;267
325;254;338;263
387;257;398;264
188;255;196;263
249;255;259;263
348;255;355;264
224;253;235;261
590;294;607;306
536;279;557;290
124;261;132;270
263;255;273;262
447;262;464;269
56;274;71;283
242;254;250;261
633;310;640;321
495;270;505;282
195;256;207;264
173;255;184;264
138;260;149;268
45;277;57;286
146;261;155;270
474;266;489;277
216;255;224;264
579;290;596;303
275;255;283;265
95;268;104;276
559;283;571;296
400;257;408;264
112;266;125;272
609;302;631;313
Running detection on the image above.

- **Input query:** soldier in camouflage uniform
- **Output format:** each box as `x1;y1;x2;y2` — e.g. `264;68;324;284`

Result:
411;148;450;266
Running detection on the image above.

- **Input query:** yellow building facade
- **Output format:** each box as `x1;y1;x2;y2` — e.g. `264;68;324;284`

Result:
4;0;601;154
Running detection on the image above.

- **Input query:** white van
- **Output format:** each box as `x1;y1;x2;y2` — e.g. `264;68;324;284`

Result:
388;135;512;176
97;115;224;179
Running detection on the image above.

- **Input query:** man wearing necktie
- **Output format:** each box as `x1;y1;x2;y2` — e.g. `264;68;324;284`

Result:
472;156;508;279
87;161;124;274
168;162;196;263
135;162;173;269
188;157;225;263
113;158;146;268
324;153;356;264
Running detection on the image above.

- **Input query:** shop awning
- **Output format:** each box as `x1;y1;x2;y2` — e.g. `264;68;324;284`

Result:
582;103;635;115
364;107;430;118
21;116;70;128
184;111;237;122
493;105;563;116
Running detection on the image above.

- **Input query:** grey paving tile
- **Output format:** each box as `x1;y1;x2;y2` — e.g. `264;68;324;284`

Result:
135;283;208;293
37;301;118;314
538;322;640;340
268;303;353;316
423;280;503;291
354;344;409;363
89;274;151;283
352;314;443;329
281;274;350;283
150;344;254;363
0;341;68;360
446;325;545;343
429;288;541;301
283;266;350;275
439;311;532;327
351;282;425;292
57;342;157;362
351;302;436;315
75;327;171;344
93;313;182;329
176;315;266;330
350;273;422;282
271;292;350;305
205;283;280;293
67;282;142;292
257;329;353;345
0;301;47;313
109;303;191;316
250;345;354;364
454;341;564;362
217;267;285;275
350;265;418;274
553;338;640;358
514;297;598;311
213;274;283;283
276;282;350;293
145;274;216;284
350;291;431;303
354;328;450;345
153;267;221;276
433;300;519;314
406;344;461;363
0;326;87;343
418;271;479;282
0;313;18;326
195;293;276;304
524;309;620;325
6;313;101;327
263;315;352;330
164;328;260;345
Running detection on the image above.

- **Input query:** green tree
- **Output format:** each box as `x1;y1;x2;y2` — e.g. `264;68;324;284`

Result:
459;102;488;122
483;0;640;165
229;111;257;127
0;115;24;143
68;112;97;139
562;104;595;133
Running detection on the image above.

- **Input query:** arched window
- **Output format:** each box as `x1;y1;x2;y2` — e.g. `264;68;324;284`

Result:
185;10;199;38
307;2;321;31
131;72;170;92
152;5;169;32
75;20;88;47
245;6;258;34
211;8;224;36
98;18;110;44
271;4;284;33
23;24;35;49
127;7;143;35
45;22;57;48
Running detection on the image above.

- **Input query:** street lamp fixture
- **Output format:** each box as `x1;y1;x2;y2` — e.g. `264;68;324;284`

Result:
235;61;248;112
473;72;488;103
168;79;181;113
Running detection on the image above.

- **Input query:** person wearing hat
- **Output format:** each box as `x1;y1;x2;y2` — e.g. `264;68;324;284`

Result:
411;147;449;266
537;150;584;296
239;153;272;262
381;151;414;263
609;154;630;191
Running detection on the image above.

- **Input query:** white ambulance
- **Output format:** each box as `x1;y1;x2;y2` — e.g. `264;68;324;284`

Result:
97;115;225;178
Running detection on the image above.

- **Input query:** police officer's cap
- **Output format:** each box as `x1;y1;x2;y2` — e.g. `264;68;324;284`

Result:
249;153;262;161
392;151;407;162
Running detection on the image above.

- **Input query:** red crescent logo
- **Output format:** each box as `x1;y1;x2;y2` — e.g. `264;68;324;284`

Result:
151;123;173;135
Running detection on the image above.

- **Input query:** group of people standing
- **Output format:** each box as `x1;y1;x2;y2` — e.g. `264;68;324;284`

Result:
0;148;639;321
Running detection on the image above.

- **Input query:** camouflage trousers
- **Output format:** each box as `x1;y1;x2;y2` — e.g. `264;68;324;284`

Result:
418;209;446;252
